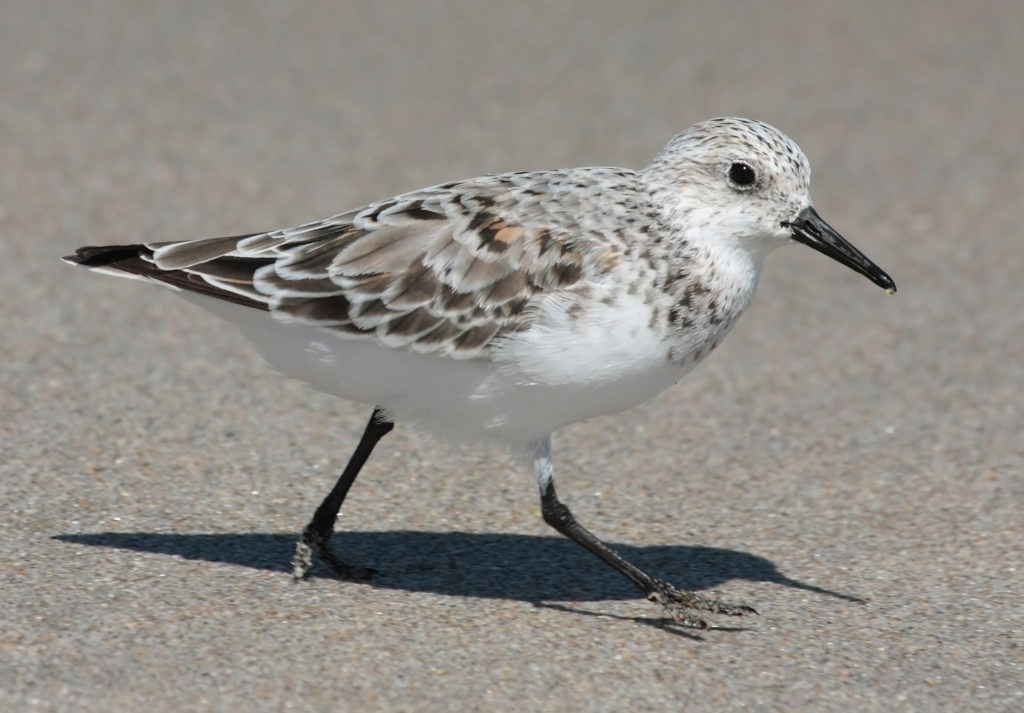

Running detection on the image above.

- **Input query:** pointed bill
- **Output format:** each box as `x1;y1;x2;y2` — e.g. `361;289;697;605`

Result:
785;206;896;293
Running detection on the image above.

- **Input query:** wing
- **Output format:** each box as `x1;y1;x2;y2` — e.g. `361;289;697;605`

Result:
65;169;643;359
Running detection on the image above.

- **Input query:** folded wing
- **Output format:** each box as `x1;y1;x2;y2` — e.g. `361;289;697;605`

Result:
64;172;612;359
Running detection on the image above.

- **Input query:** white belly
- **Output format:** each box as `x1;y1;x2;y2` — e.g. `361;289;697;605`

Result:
181;291;693;444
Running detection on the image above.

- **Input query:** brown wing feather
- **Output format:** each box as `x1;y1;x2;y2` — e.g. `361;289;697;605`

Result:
65;169;643;358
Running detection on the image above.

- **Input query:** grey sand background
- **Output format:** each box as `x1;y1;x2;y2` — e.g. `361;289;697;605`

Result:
2;2;1021;711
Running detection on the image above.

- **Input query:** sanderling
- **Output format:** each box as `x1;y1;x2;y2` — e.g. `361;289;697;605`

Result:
64;117;895;628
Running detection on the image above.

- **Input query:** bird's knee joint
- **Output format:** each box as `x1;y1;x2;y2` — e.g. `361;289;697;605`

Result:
541;498;575;529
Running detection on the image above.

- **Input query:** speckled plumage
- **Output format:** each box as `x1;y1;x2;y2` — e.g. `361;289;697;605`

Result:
64;117;895;628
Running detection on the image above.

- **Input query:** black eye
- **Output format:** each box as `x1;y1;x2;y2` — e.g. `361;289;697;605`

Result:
728;162;757;188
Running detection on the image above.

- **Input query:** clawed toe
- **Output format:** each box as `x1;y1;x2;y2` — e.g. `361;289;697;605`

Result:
647;583;758;628
292;527;376;582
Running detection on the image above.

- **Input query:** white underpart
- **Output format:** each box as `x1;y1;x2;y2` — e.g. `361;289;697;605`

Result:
494;283;671;386
181;282;694;444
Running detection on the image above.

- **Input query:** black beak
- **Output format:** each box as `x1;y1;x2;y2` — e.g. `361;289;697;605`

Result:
783;206;896;293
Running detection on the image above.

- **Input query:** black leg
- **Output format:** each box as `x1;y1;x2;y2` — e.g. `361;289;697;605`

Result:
540;479;756;628
292;407;394;581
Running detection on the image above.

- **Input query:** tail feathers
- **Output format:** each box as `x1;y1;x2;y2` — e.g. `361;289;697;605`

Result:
63;243;269;311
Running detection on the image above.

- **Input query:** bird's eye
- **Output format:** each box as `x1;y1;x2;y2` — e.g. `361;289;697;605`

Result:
728;162;757;188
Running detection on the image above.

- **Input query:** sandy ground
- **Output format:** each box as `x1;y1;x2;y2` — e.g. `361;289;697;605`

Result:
2;2;1021;711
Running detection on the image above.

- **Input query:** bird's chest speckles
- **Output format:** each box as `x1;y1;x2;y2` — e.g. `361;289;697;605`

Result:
657;248;757;367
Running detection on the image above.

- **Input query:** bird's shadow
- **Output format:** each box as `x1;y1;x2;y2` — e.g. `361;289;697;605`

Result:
53;530;864;605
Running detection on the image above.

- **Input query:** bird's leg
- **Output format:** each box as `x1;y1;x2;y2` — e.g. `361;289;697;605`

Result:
531;437;756;628
292;407;394;581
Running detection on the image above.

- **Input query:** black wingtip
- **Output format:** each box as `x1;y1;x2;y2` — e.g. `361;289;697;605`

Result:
62;244;146;268
62;242;272;311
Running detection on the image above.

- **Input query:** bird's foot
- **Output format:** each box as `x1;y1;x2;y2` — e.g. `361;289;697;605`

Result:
646;580;757;629
292;524;377;582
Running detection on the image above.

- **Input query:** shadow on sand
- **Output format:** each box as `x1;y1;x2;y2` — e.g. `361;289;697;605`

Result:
54;529;864;605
